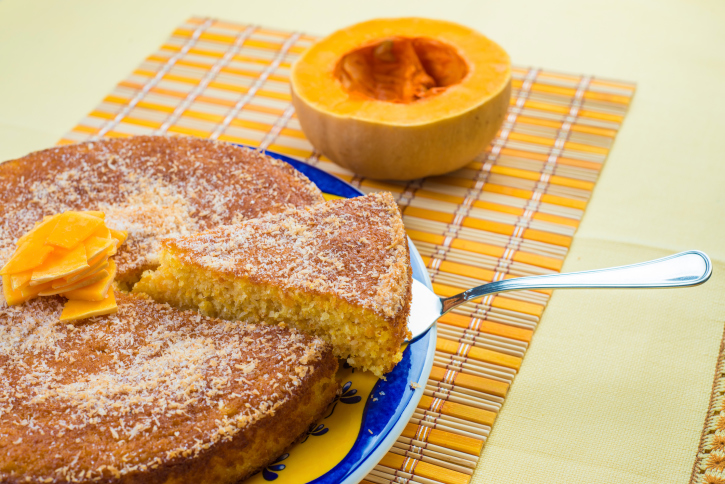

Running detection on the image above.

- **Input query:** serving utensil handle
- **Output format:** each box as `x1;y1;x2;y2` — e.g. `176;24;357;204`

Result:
440;250;712;314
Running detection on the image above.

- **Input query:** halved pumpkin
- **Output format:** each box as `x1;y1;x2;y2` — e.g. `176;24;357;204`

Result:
291;17;511;181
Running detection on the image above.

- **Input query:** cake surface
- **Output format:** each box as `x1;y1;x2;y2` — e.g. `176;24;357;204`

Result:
0;137;336;483
0;136;325;287
134;192;413;377
0;292;338;483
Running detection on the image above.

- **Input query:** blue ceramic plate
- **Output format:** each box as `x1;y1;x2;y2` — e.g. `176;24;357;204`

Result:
239;148;436;484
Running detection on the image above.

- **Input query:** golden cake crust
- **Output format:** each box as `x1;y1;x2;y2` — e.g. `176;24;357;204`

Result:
0;136;325;284
0;292;338;483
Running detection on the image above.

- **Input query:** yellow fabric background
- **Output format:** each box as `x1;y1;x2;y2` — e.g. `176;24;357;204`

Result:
1;1;724;483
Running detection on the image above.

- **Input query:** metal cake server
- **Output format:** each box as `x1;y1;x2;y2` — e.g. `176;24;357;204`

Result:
407;250;712;342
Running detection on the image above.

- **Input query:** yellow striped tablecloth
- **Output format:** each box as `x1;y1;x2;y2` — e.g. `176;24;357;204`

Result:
59;16;635;484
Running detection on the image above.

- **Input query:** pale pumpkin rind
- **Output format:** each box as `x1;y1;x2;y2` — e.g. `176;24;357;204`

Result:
291;17;512;181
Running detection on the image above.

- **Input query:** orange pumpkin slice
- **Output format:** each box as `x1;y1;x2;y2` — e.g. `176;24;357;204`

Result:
40;269;109;296
87;244;114;267
20;281;52;299
109;228;128;246
1;237;55;275
66;258;109;284
108;240;119;257
45;211;104;249
84;211;105;219
2;275;50;305
84;235;114;261
15;214;61;247
59;288;117;321
30;244;88;285
10;270;33;291
64;259;117;302
3;275;29;306
291;17;511;180
1;210;127;315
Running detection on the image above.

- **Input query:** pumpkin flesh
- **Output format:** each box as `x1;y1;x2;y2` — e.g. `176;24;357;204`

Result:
291;18;511;180
335;37;468;103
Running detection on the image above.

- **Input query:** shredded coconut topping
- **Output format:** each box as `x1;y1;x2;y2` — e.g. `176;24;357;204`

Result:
165;192;411;319
0;293;328;482
0;136;324;281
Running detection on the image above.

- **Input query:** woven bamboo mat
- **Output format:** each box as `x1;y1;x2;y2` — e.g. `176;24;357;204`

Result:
58;16;635;484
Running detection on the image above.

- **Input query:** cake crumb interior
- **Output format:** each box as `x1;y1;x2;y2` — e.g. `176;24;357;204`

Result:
134;250;402;377
133;192;412;378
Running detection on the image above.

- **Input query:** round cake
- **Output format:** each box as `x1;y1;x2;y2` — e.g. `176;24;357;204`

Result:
0;136;338;483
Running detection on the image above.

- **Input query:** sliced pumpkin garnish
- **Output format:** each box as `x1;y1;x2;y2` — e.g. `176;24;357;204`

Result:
107;239;119;257
15;214;62;247
87;245;114;267
60;288;117;321
92;225;111;240
45;211;104;249
3;210;126;316
3;214;63;275
3;276;50;305
0;240;55;275
30;244;88;285
3;275;28;306
21;281;52;299
63;260;117;302
41;269;109;296
10;270;33;291
109;228;128;246
84;235;114;261
66;258;109;284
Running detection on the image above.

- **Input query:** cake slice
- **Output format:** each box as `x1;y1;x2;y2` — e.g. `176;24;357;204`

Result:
134;192;412;377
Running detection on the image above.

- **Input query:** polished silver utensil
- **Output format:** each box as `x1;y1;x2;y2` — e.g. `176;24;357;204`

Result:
407;250;712;342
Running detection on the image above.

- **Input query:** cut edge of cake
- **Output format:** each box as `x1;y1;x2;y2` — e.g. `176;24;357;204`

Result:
133;192;412;377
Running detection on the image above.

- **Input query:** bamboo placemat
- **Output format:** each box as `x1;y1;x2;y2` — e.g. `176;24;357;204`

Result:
58;16;635;484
